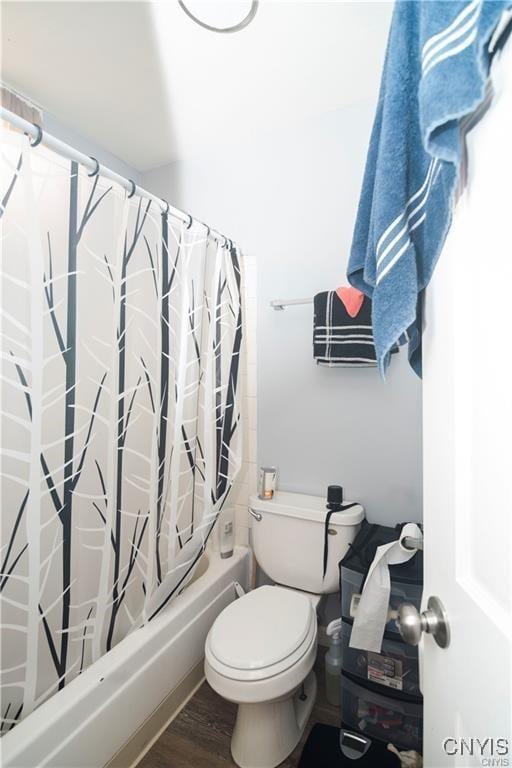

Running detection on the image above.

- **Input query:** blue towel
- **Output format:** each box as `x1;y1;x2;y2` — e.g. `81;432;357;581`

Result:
347;0;512;376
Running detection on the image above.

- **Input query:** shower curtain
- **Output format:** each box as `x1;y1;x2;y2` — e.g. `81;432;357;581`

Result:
0;127;243;733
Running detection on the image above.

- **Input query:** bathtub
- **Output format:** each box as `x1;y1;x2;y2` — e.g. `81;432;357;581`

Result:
1;545;250;768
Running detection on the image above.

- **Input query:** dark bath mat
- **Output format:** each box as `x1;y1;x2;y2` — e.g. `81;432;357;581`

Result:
298;723;401;768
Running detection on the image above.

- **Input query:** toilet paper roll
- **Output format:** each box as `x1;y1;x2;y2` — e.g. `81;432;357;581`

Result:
349;523;422;653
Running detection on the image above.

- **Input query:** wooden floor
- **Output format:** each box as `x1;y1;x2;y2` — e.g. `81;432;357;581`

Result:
139;648;339;768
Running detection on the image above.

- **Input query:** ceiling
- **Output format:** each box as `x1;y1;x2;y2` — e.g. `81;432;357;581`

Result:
1;1;392;172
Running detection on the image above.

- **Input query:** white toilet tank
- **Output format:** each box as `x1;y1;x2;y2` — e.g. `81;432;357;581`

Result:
249;491;364;594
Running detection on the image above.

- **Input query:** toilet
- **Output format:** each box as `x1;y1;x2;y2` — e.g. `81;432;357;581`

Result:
205;491;364;768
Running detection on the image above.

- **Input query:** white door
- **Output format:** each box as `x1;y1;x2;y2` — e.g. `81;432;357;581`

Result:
420;37;512;767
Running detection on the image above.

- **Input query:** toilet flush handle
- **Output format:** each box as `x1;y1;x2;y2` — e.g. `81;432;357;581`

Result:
248;507;262;522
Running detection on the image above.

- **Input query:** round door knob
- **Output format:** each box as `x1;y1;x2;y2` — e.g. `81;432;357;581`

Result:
396;603;424;646
396;596;450;649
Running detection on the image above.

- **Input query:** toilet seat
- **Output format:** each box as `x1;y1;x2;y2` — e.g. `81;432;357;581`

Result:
205;586;317;682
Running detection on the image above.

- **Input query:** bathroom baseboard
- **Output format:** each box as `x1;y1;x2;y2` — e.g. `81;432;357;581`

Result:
105;660;206;768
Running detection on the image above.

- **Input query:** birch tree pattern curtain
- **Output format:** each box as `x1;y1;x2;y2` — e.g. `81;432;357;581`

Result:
0;127;243;733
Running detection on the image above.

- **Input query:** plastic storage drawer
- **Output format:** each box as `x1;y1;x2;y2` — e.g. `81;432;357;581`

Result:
341;673;423;752
341;620;421;697
340;565;423;639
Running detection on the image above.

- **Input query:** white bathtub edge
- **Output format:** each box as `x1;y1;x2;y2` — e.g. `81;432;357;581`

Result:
1;546;250;768
107;659;205;768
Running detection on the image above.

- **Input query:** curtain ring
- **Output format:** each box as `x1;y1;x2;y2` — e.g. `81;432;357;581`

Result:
186;212;193;229
162;200;170;216
29;123;43;148
88;156;100;177
127;179;136;199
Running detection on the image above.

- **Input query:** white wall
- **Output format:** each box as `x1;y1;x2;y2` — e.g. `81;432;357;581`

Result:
44;110;142;183
143;98;423;528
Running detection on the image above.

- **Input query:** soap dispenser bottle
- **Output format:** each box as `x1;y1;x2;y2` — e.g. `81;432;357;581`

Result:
325;618;343;707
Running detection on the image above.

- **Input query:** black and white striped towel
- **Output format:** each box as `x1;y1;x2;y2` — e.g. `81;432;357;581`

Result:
313;291;377;367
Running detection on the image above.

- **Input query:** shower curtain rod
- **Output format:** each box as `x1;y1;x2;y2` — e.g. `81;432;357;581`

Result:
0;107;228;244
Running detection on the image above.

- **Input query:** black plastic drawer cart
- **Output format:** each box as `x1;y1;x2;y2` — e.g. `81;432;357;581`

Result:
339;520;424;754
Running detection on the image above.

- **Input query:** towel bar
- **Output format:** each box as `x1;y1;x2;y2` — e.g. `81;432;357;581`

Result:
270;298;313;310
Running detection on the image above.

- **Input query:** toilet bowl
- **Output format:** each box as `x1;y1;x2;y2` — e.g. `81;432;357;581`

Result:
205;586;318;768
204;491;365;768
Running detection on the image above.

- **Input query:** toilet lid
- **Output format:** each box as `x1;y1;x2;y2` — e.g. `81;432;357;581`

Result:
207;586;315;671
